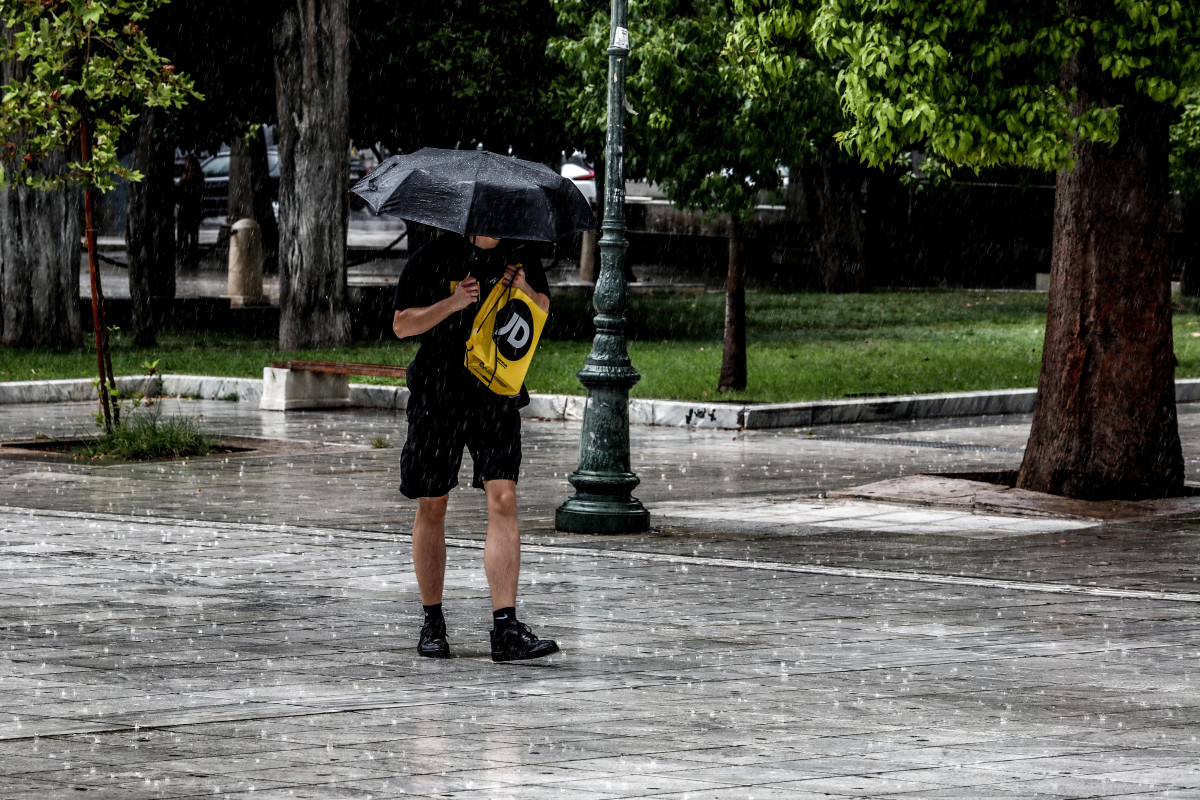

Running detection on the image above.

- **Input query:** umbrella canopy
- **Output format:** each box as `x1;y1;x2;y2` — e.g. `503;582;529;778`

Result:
350;148;596;242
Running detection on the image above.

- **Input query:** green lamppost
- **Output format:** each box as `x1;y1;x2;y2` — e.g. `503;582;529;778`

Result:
555;0;650;535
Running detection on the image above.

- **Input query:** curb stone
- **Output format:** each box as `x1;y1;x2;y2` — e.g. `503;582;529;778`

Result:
4;375;1200;431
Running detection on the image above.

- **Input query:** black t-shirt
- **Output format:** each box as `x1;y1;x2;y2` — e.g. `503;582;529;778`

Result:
393;234;550;409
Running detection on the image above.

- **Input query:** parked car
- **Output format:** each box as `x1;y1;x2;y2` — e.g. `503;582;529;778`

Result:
199;149;280;219
560;150;597;206
198;148;368;219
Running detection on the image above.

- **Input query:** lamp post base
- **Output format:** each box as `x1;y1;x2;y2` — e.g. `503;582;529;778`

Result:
555;496;650;535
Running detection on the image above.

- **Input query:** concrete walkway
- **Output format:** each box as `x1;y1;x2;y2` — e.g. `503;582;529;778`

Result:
1;398;1199;798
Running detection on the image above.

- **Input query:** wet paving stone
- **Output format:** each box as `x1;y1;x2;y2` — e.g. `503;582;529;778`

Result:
1;399;1199;797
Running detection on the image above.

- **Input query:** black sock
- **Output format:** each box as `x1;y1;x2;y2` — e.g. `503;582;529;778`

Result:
423;603;444;624
492;607;517;629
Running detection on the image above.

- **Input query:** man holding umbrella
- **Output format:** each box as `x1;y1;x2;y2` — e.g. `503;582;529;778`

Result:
353;149;593;662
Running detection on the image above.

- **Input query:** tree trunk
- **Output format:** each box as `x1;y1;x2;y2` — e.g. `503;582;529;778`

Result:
125;107;176;347
81;120;117;432
718;217;747;392
227;127;280;273
0;27;81;349
250;130;280;274
272;0;350;350
1016;18;1183;500
810;151;867;293
228;133;254;223
0;151;81;349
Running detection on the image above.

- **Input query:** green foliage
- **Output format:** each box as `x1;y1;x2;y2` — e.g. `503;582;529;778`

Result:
726;0;815;95
0;0;199;191
792;0;1200;171
1171;88;1200;197
550;0;832;217
73;407;215;460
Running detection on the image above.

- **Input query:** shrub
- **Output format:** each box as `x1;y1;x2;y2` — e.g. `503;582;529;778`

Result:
74;411;216;461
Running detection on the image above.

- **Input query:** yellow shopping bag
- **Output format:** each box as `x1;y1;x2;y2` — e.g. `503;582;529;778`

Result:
463;278;547;396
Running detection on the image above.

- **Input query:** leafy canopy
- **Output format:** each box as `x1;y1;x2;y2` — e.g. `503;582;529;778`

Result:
787;0;1200;171
551;0;829;217
0;0;197;191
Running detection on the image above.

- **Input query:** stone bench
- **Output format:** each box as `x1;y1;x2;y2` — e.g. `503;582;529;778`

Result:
260;360;406;411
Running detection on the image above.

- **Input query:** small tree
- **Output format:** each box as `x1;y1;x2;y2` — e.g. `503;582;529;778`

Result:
552;0;820;392
0;0;196;430
727;2;866;293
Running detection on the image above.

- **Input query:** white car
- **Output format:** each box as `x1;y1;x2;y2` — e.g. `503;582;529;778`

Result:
560;150;597;206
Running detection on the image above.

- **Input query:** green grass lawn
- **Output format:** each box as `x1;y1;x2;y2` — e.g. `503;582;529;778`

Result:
6;289;1200;404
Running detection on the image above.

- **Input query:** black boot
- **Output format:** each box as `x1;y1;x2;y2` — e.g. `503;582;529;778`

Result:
418;615;450;658
490;621;559;662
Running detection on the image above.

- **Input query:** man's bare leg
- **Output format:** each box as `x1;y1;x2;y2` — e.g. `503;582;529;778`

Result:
484;479;559;661
413;494;451;658
483;479;519;610
413;495;449;606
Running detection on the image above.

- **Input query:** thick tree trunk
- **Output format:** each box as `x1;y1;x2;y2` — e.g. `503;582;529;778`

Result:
1016;22;1183;500
718;217;747;392
0;28;81;349
272;0;351;350
125;107;176;347
0;152;81;349
809;152;867;293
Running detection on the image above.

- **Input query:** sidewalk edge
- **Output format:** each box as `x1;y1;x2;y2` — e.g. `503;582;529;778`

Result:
4;376;1199;431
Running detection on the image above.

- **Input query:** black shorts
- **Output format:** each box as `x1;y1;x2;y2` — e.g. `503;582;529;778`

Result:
399;395;522;499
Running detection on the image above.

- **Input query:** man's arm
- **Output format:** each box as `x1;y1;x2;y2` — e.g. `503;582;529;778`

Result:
393;275;479;339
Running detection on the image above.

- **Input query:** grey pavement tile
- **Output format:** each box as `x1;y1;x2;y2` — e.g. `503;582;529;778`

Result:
1091;766;1200;787
1002;775;1176;796
642;790;840;800
348;775;621;799
655;761;829;786
539;754;719;778
771;773;946;795
883;790;1064;799
51;766;299;798
0;778;75;797
216;787;382;799
524;772;734;797
234;759;401;785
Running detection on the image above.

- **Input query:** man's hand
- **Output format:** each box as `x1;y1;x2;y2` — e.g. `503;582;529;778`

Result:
502;264;530;294
503;263;550;313
452;274;479;310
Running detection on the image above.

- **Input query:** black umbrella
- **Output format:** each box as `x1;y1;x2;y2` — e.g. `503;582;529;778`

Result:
350;148;596;242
